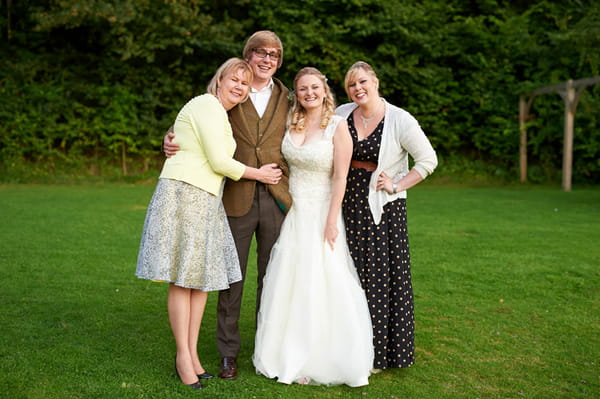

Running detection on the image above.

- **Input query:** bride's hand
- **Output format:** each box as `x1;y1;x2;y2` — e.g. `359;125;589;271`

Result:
324;224;338;250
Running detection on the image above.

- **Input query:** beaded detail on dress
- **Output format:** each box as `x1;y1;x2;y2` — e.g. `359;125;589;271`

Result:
282;117;338;203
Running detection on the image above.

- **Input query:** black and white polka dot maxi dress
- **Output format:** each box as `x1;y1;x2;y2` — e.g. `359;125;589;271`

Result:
342;114;415;370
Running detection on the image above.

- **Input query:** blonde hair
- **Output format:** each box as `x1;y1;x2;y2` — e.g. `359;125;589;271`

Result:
242;30;284;68
289;67;336;133
344;61;379;98
207;58;253;103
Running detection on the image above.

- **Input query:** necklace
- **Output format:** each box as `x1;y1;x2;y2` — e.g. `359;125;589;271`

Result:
359;114;375;129
358;102;384;129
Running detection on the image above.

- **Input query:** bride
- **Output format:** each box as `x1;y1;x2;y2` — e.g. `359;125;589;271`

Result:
253;67;374;387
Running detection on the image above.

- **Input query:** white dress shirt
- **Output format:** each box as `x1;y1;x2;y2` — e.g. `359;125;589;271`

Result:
249;79;274;118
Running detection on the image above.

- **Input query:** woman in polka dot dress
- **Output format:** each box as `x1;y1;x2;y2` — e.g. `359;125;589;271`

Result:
336;61;438;371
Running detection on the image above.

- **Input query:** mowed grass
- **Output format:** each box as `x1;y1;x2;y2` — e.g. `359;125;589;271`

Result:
0;182;598;399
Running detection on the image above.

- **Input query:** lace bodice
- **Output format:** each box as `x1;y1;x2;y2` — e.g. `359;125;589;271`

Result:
282;115;342;202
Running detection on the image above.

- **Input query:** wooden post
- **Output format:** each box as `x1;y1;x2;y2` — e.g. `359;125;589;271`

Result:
519;96;528;182
121;141;128;176
561;80;575;192
519;76;599;191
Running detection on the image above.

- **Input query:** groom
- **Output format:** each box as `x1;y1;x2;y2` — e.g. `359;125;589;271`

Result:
163;30;292;380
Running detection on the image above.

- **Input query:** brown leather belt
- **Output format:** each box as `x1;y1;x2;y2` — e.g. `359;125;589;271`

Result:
350;160;377;172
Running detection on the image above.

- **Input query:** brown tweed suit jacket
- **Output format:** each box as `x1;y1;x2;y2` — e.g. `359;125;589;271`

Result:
222;78;292;217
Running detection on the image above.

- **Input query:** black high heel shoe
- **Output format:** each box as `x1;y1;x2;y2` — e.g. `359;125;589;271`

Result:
174;358;203;390
197;371;213;379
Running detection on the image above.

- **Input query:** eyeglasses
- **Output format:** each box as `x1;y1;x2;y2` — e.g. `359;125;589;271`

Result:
252;48;280;60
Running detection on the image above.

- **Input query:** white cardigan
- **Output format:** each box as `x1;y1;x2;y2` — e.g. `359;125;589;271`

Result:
336;99;437;224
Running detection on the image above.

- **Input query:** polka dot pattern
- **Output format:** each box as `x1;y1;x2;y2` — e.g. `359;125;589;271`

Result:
342;114;415;369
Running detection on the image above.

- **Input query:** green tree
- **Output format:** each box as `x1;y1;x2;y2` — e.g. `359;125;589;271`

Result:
1;0;598;183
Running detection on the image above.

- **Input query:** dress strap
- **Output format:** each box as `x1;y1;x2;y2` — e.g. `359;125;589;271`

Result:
323;115;343;141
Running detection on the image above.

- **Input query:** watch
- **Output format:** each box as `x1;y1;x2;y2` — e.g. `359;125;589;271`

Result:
392;183;398;194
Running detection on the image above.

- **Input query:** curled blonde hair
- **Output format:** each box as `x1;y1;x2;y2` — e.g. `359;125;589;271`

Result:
344;60;379;99
207;58;253;103
289;67;335;133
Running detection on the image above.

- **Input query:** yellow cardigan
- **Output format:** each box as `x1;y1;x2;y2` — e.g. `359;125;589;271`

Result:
159;94;246;195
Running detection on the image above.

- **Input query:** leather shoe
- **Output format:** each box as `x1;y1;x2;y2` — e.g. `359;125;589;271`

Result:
218;357;237;380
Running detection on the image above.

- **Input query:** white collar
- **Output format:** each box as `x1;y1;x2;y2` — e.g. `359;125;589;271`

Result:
251;79;275;93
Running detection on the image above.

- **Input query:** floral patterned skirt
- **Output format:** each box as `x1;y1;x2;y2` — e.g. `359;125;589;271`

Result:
135;178;242;291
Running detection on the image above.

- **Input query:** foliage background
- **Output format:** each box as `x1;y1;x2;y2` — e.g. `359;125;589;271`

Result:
0;0;598;184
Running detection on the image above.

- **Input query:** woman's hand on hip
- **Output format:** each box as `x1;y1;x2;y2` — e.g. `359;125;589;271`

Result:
376;171;394;194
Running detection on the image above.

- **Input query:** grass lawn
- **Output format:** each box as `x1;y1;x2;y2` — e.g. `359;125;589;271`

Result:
0;182;598;399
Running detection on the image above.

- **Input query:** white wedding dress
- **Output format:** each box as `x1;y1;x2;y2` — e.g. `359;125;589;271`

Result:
253;115;374;387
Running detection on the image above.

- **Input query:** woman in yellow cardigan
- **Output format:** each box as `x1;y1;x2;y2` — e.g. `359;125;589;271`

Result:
135;58;282;390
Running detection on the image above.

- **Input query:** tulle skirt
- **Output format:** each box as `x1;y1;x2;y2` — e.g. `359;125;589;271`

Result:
253;198;373;387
